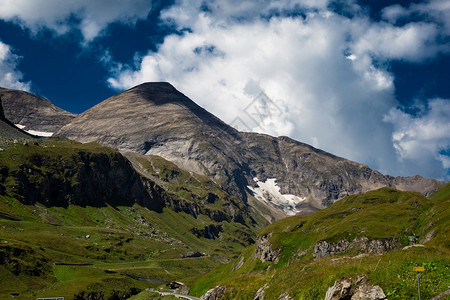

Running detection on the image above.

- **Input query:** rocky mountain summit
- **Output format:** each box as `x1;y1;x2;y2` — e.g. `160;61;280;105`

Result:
54;82;442;218
0;87;76;134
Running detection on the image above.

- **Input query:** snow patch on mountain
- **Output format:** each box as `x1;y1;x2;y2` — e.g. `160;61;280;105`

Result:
15;124;54;137
248;177;306;216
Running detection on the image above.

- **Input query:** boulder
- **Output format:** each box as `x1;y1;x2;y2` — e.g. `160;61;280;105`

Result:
324;275;387;300
256;233;281;263
352;285;387;300
200;286;227;300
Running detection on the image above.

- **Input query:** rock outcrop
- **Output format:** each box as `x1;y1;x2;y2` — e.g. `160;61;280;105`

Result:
200;286;227;300
256;233;281;263
352;285;388;300
191;224;223;240
0;143;167;211
314;237;401;258
254;283;269;300
324;275;387;300
278;292;294;300
0;96;5;121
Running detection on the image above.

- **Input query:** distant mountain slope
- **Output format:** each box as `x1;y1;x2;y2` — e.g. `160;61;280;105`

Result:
0;87;76;134
0;96;35;145
55;82;443;218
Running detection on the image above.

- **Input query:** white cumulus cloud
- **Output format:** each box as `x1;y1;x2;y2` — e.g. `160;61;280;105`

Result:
352;21;442;62
0;0;153;43
384;99;450;179
103;0;449;180
382;0;450;36
0;41;30;91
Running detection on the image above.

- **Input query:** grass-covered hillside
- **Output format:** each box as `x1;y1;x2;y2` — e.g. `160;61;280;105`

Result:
0;139;261;299
190;185;450;299
129;153;267;227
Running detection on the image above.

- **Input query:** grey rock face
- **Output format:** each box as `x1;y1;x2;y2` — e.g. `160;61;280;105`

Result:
200;286;227;300
254;283;269;300
0;87;76;133
56;83;248;196
352;285;387;300
0;146;164;210
314;237;401;258
324;275;387;300
325;276;359;300
314;239;350;258
278;292;294;300
191;224;223;240
256;233;280;263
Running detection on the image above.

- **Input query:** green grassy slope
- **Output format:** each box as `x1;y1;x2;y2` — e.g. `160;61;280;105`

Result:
0;198;235;298
134;154;261;228
0;139;260;298
190;186;450;299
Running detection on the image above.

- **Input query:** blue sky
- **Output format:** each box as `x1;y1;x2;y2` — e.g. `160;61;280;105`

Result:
0;0;449;181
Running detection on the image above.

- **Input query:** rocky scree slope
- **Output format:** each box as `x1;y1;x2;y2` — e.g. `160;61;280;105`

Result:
52;83;442;218
0;87;76;133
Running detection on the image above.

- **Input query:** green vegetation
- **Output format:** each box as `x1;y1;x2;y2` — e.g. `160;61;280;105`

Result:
190;186;450;299
0;139;259;298
135;154;252;218
1;137;448;299
0;196;221;298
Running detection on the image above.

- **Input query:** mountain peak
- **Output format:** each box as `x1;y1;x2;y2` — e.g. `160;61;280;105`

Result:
126;82;178;96
115;82;200;108
56;82;236;155
131;81;175;90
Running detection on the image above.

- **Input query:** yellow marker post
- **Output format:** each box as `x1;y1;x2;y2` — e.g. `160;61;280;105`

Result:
413;266;425;300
